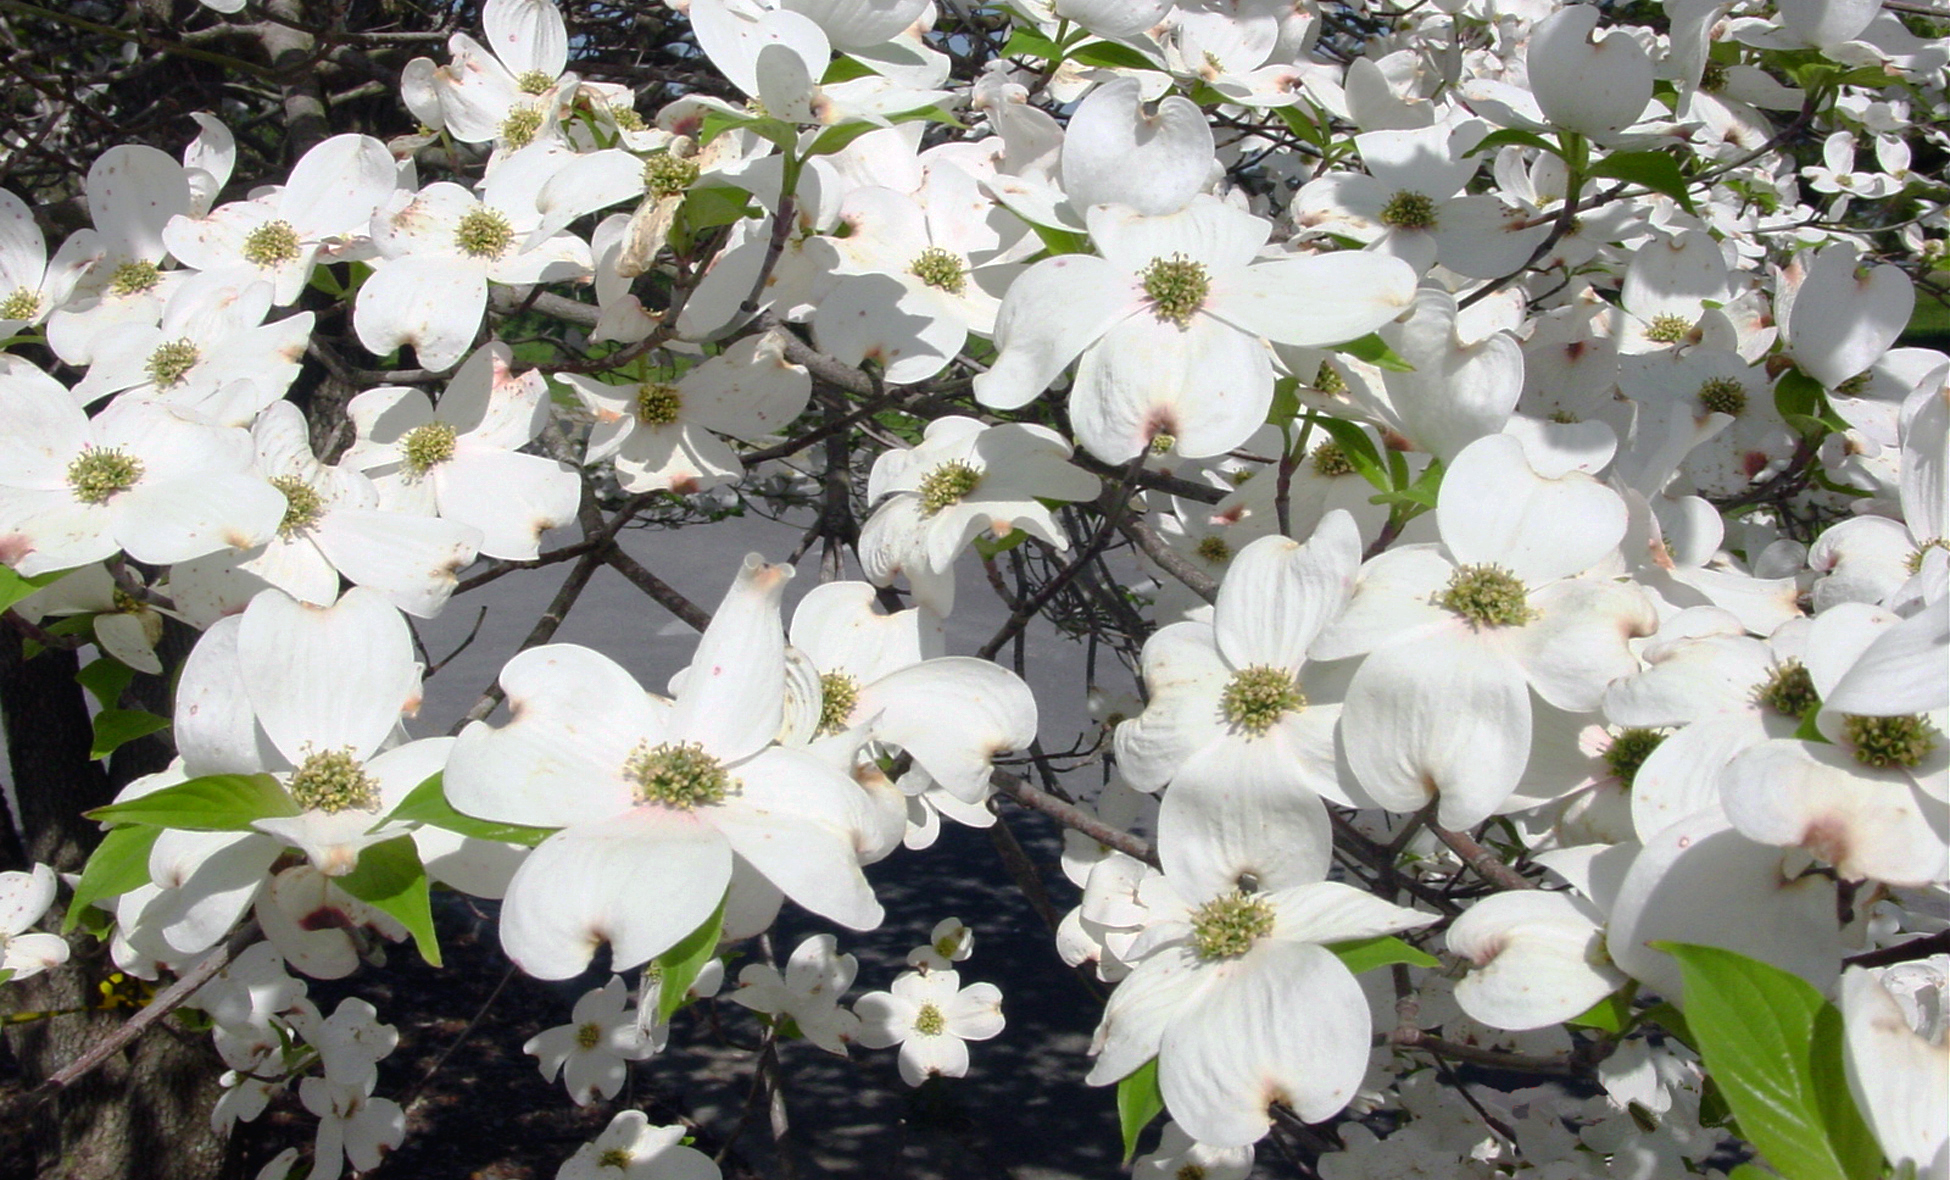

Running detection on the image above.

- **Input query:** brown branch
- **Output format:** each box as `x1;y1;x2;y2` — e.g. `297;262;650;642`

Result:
1385;1026;1575;1075
989;769;1158;868
1432;824;1537;891
1118;517;1218;604
605;548;712;632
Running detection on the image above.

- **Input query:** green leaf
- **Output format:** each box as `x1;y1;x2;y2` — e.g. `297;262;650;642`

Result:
1267;376;1301;425
972;527;1029;559
1659;942;1883;1180
1066;41;1157;70
680;185;757;232
1334;332;1416;372
1003;25;1062;61
1730;1166;1782;1180
655;896;725;1024
76;657;135;710
1327;934;1440;974
86;774;297;831
1774;367;1826;419
0;564;70;615
821;55;874;84
1640;1000;1696;1049
1275;104;1329;153
1311;416;1390;492
804;120;885;158
1116;1057;1164;1163
90;709;170;760
1029;222;1091;256
1567;989;1633;1034
1466;128;1563;158
385;773;554;847
335;836;441;968
1589;150;1697;213
64;824;160;931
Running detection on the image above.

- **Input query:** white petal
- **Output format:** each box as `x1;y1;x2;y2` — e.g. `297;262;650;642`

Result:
855;658;1035;803
1438;433;1626;584
713;747;884;930
239;587;419;765
671;554;792;763
1448;891;1625;1031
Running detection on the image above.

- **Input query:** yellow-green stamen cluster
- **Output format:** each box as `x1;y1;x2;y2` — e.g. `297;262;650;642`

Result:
1380;190;1438;230
1754;660;1818;719
500;106;544;149
912;1002;946;1037
575;1022;602;1050
243;219;302;267
1139;254;1209;327
917;459;982;516
270;475;325;538
597;1148;633;1169
109;259;161;296
67;447;143;504
1438;564;1532;628
1906;538;1948;575
1189;890;1276;961
517;69;554;94
1696;377;1747;416
909;247;966;294
1834;371;1873;397
1548;409;1581;424
611;106;646;132
637;382;683;426
643;152;699;199
454;207;515;260
1312;362;1345;395
286;747;380;814
1700;61;1728;92
624;740;734;809
1603;728;1666;789
1149;432;1178;456
1177;1166;1208;1180
1644;313;1694;344
1220;665;1305;736
0;287;40;321
1311;441;1355;477
1843;714;1938;769
399;421;457;477
1195;535;1232;565
817;671;859;737
112;589;143;614
145;338;200;388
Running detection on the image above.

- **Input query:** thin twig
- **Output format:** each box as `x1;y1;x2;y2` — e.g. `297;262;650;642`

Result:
989;770;1158;868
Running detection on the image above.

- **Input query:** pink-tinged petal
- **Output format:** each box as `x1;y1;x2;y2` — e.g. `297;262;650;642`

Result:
1448;891;1625;1032
671;554;792;762
1114;621;1230;792
434;450;579;561
973;255;1133;411
1159;941;1370;1144
1310;544;1454;661
1063;81;1215;218
1086;945;1206;1085
812;273;963;386
499;809;732;979
1072;311;1273;464
713;747;883;930
1516;579;1658;712
855;658;1035;803
1211;253;1417;348
353;256;487;372
0;488;115;577
1841;967;1950;1178
446;644;659;828
1630;713;1772;840
1158;745;1330;904
612;422;744;495
237;587;418;766
1214;515;1361;674
1721;739;1948;888
682;330;813;442
1341;628;1531;828
112;473;285;567
1439;433;1627;584
0;863;57;937
439;343;549;450
1608;813;1843;1002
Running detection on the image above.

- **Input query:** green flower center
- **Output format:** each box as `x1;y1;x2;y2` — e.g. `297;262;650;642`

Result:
1834;371;1873;396
1220;665;1305;736
1843;714;1939;769
1311;441;1354;477
1700;61;1728;92
1603;728;1666;789
1149;432;1177;456
1190;890;1275;961
1644;313;1694;344
1139;254;1209;327
270;475;326;538
399;422;457;477
0;287;40;321
1438;564;1533;628
575;1022;602;1050
597;1148;633;1169
454;207;515;260
932;930;964;960
1312;362;1345;394
917;459;982;516
1754;660;1818;719
643;151;699;199
1195;535;1232;565
1379;190;1438;230
909;247;966;294
243;219;302;267
286;747;380;814
816;671;859;737
500;105;543;149
145;338;200;389
112;589;144;614
1906;538;1948;575
611;106;646;132
1549;409;1580;424
1697;377;1747;416
624;740;735;809
913;1002;946;1037
516;69;554;94
67;448;144;504
636;382;683;425
108;259;161;296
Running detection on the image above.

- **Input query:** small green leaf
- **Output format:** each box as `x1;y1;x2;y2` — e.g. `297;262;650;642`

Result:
1029;222;1091;256
1640;1000;1695;1049
1326;934;1440;974
1267;376;1301;425
1334;332;1416;372
1116;1057;1164;1163
1589;150;1696;213
805;120;885;158
86;774;297;831
335;836;441;968
90;709;170;760
385;773;554;847
0;564;70;615
1066;41;1157;70
1774;367;1826;419
1567;989;1633;1034
1466;128;1564;158
65;824;160;931
1659;942;1883;1180
76;657;136;710
1730;1165;1782;1180
821;55;874;84
655;897;725;1024
1003;25;1062;61
680;185;757;231
1311;416;1390;492
972;527;1029;559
